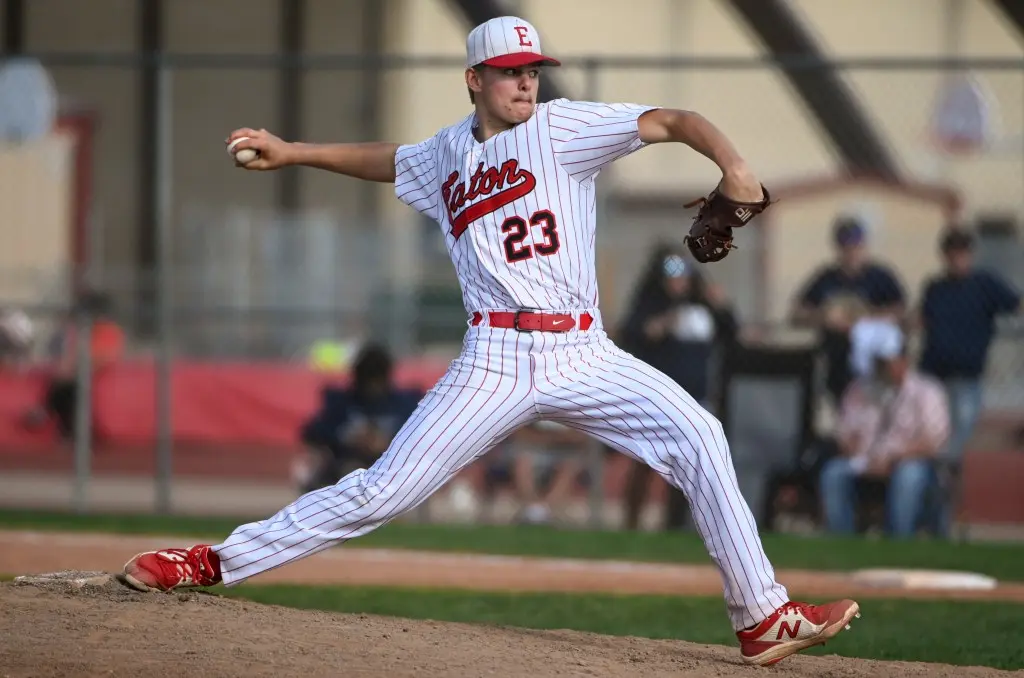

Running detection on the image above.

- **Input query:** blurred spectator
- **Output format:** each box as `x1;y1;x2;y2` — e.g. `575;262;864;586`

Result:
0;307;35;367
918;228;1021;463
23;290;125;440
295;343;422;493
791;217;906;404
484;420;588;525
819;322;950;537
618;243;738;530
849;315;904;381
916;228;1020;537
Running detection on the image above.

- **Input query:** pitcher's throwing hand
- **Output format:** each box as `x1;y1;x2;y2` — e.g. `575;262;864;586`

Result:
225;128;292;170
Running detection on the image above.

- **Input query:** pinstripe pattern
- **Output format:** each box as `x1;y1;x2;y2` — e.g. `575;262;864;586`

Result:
530;331;788;629
210;91;790;633
215;328;536;583
393;100;653;314
213;326;788;630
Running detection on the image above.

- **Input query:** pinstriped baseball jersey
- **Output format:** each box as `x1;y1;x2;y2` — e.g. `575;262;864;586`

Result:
205;15;797;638
210;107;797;631
394;99;656;313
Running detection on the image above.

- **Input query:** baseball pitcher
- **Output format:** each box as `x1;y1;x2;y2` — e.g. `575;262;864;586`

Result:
123;17;859;666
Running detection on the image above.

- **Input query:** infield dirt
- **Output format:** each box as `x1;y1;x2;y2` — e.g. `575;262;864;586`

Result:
0;530;1019;677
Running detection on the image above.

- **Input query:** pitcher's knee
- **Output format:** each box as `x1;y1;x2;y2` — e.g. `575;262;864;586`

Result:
686;413;726;456
659;411;727;481
707;415;726;445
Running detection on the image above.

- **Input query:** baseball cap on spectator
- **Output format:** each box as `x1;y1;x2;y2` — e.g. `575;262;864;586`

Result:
849;317;904;378
466;17;561;69
873;323;905;361
662;254;690;278
940;228;974;252
833;217;866;247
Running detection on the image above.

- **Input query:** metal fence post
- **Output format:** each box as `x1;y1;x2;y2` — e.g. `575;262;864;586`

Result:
71;157;105;514
154;61;174;514
586;440;606;530
583;58;608;530
72;307;93;514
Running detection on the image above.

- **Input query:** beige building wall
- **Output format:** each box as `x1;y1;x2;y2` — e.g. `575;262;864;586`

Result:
380;0;1022;215
18;0;374;285
301;0;378;216
164;0;281;256
8;0;1021;323
525;0;839;191
375;0;1021;326
0;134;75;304
24;0;140;284
163;0;378;245
792;0;1023;217
375;0;473;293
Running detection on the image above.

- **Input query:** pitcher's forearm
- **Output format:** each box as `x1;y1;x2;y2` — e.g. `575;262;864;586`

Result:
287;142;400;183
638;109;746;175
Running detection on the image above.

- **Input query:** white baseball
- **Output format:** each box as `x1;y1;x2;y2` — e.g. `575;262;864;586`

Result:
227;136;259;164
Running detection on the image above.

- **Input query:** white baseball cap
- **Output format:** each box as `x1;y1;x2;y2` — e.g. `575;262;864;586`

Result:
466;17;561;69
849;317;905;377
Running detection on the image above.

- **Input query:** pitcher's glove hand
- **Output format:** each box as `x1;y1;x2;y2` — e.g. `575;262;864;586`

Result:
684;184;771;263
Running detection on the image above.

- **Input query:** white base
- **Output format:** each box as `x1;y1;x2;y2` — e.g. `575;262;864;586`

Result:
850;568;998;591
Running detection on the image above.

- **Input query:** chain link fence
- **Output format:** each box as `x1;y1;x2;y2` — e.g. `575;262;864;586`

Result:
0;51;1021;528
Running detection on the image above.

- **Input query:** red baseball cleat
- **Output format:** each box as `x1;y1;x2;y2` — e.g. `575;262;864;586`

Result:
122;544;222;592
737;599;860;666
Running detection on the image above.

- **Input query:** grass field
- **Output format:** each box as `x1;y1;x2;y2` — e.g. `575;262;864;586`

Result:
4;508;1024;669
2;508;1023;582
219;585;1024;669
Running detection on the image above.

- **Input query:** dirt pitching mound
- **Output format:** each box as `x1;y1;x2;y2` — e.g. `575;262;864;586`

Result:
0;578;1013;678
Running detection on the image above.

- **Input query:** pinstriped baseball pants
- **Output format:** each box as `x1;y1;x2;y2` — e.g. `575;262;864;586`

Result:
213;322;789;630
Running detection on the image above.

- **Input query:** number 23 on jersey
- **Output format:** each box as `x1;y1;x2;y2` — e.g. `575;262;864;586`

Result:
441;158;561;265
501;211;560;263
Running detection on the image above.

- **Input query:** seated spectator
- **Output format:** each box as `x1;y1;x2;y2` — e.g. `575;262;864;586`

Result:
23;290;125;440
296;343;422;493
791;217;906;405
819;322;950;538
0;307;35;368
484;420;589;525
618;243;737;531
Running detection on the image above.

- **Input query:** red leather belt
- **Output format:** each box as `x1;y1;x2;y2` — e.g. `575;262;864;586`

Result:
471;310;594;332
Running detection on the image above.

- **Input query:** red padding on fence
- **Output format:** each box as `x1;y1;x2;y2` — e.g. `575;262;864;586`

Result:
0;367;56;448
0;359;448;447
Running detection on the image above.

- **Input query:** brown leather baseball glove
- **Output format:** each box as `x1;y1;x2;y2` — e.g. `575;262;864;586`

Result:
683;184;771;263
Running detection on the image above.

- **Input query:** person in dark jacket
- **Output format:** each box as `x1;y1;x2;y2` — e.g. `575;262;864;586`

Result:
297;343;422;494
618;243;739;530
790;217;906;405
917;228;1020;536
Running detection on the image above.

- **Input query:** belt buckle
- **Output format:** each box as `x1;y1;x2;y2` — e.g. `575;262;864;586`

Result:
513;309;536;332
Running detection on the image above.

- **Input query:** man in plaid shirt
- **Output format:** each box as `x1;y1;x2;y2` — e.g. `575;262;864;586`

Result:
820;320;950;537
